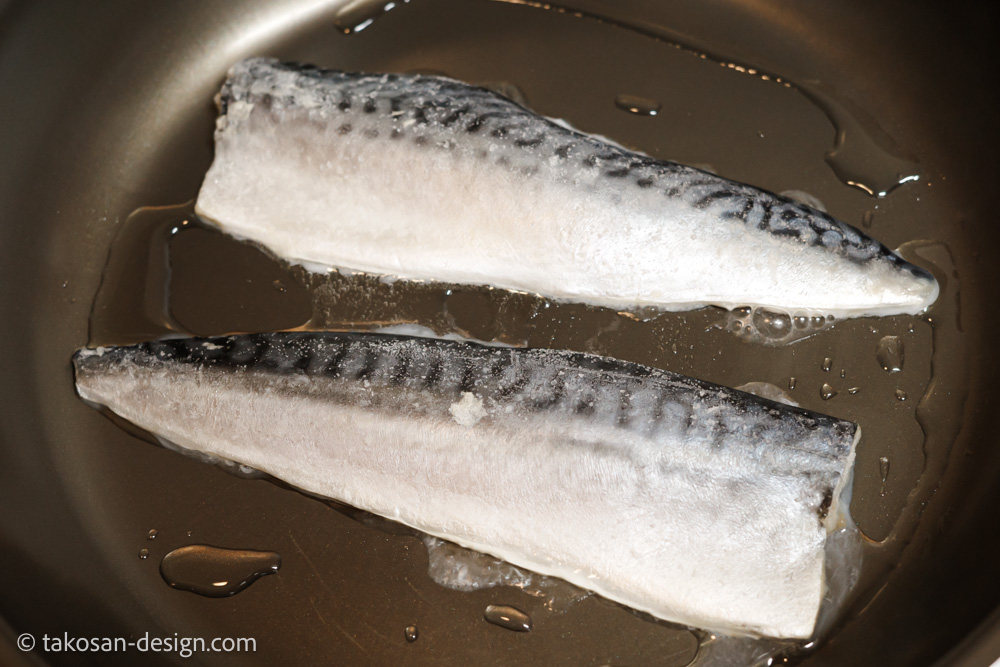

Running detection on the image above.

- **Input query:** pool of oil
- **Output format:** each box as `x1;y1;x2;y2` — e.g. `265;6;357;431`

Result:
1;1;997;666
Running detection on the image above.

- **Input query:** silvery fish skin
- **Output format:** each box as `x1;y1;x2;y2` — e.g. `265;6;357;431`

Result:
195;57;938;318
73;332;859;639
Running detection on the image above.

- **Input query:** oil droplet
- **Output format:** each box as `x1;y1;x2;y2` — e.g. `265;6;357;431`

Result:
788;377;797;390
139;548;150;560
820;383;837;400
147;529;158;541
862;210;875;229
614;94;661;116
821;357;833;372
273;280;287;293
484;604;532;632
404;625;419;642
159;545;281;598
876;335;905;372
847;387;860;395
895;389;908;402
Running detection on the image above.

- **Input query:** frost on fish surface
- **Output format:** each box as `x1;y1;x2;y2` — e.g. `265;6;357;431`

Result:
73;331;859;639
374;323;517;347
196;57;938;318
205;59;874;262
449;391;486;427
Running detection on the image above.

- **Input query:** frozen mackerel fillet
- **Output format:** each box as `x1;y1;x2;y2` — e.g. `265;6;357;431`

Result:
195;57;938;318
73;332;859;638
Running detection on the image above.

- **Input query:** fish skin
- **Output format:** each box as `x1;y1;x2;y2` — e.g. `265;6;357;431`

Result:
73;332;859;638
195;57;938;318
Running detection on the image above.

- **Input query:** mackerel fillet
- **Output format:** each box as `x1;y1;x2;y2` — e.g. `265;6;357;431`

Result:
195;57;938;317
73;332;859;638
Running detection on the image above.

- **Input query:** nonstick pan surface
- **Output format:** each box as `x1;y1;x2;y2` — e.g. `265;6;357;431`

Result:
1;1;998;665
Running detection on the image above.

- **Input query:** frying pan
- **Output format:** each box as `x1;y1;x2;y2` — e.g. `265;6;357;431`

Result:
1;1;998;665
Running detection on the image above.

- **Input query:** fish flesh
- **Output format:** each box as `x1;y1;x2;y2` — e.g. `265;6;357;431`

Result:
195;57;938;318
73;332;859;638
74;333;858;638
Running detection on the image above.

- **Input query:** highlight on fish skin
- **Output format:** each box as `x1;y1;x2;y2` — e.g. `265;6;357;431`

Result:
195;57;938;319
73;331;860;640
